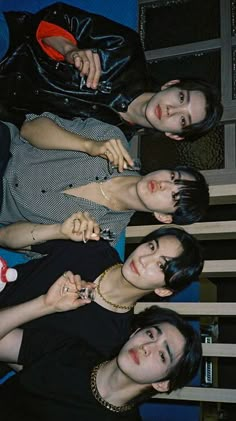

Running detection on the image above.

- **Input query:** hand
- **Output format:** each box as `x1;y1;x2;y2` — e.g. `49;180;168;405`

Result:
60;211;100;243
64;48;101;89
44;271;95;312
87;138;134;173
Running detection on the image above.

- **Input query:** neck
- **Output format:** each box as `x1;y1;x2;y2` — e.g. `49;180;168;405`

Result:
99;176;142;211
94;264;153;312
96;359;146;407
121;92;155;127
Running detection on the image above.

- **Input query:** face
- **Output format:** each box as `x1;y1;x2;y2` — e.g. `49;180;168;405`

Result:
136;169;195;216
122;235;183;291
145;85;206;136
117;322;186;385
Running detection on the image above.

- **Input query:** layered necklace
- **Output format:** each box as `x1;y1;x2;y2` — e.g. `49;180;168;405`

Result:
90;361;134;413
96;263;135;311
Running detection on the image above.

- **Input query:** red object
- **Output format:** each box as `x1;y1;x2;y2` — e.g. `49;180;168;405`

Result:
36;21;77;61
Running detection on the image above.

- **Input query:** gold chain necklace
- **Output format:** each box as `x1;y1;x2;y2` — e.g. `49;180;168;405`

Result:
97;263;134;311
99;182;110;202
90;361;134;413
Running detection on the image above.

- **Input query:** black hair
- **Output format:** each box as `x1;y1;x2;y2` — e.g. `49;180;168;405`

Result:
170;165;209;224
171;79;223;141
142;226;203;293
132;305;202;392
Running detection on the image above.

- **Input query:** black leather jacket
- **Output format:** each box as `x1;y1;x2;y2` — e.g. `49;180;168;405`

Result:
0;2;149;139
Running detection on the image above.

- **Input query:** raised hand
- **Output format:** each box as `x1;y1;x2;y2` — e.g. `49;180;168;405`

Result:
87;138;134;173
65;48;101;89
44;271;96;312
60;211;100;243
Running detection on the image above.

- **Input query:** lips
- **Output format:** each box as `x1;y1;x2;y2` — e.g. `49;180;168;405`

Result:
155;104;162;120
129;349;140;365
130;260;140;275
148;180;156;193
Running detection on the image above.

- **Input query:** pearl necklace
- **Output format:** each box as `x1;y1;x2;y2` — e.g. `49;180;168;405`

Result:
97;264;134;311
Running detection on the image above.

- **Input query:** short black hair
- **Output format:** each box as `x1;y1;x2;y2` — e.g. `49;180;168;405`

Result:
132;305;202;392
172;165;209;224
142;226;203;293
173;79;223;141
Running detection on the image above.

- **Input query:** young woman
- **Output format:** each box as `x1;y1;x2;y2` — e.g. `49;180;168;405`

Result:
0;273;202;421
0;225;203;358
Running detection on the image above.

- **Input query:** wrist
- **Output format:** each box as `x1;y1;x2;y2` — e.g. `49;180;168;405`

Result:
40;294;57;315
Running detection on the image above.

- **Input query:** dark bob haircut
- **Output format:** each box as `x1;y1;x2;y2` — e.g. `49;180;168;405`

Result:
171;165;209;224
142;225;203;293
132;305;202;392
172;79;223;141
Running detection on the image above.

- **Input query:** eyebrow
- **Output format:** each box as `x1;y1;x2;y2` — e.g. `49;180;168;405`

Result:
154;326;173;364
175;170;182;182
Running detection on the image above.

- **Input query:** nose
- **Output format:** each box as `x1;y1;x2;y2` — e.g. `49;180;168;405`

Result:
139;254;154;267
167;104;185;117
139;253;162;268
140;341;162;357
157;181;173;190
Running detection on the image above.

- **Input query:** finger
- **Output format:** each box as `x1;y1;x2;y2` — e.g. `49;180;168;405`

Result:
106;139;124;171
105;142;119;166
77;50;90;77
83;218;98;242
91;53;101;89
116;140;134;168
72;211;87;234
84;50;96;88
71;52;84;70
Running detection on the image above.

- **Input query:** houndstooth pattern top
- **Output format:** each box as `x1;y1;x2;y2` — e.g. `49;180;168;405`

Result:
1;113;138;245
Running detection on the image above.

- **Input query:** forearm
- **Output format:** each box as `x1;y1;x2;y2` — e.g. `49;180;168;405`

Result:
42;35;77;57
0;222;65;249
21;117;92;152
0;295;52;340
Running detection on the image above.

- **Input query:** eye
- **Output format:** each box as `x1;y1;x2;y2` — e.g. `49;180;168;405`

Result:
146;329;154;339
180;115;186;128
170;171;175;181
172;191;179;205
179;91;184;103
160;351;166;363
158;261;165;271
148;241;156;251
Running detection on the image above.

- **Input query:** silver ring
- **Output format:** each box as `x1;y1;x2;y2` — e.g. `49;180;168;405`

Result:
71;52;80;60
63;285;69;293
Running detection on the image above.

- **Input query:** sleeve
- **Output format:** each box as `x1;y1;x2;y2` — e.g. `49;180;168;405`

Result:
18;328;75;365
36;20;77;61
33;2;139;55
25;112;129;146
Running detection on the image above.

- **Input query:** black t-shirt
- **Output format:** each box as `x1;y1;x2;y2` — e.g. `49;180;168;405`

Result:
0;329;141;421
0;240;133;357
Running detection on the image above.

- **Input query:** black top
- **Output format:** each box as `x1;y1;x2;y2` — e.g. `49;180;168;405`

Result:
0;240;133;357
0;329;141;421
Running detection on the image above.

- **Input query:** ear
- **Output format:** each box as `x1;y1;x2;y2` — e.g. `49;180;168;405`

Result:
154;287;173;298
161;79;180;91
152;380;170;393
153;212;173;224
165;132;184;141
